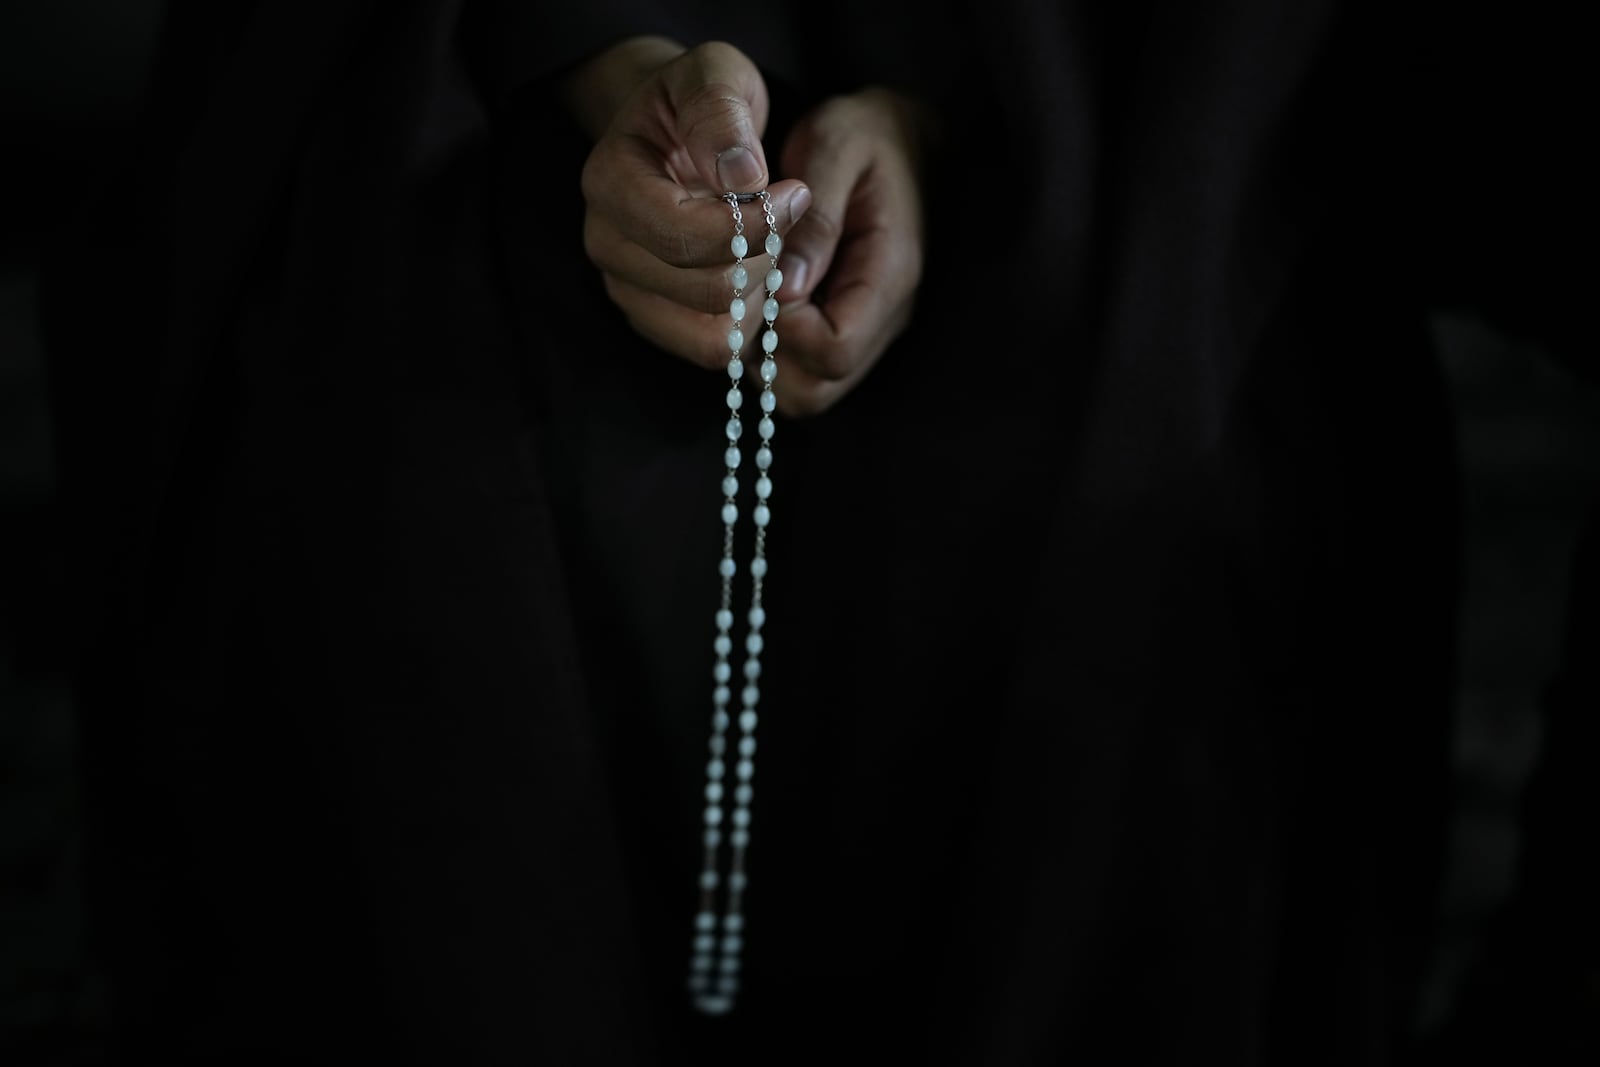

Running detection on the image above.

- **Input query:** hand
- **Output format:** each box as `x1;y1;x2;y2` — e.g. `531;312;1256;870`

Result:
768;88;927;415
569;39;814;374
568;42;927;417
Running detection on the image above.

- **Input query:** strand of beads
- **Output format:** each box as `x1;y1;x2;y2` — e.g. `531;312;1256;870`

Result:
690;190;781;1017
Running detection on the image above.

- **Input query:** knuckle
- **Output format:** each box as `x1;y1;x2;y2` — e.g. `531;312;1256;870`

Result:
679;75;744;111
679;82;752;143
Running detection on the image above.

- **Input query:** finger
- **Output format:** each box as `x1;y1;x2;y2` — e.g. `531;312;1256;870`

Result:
767;270;910;416
584;179;812;287
770;346;879;417
661;42;773;193
777;219;916;384
580;138;744;269
587;213;744;314
583;135;811;270
777;120;872;302
602;272;738;372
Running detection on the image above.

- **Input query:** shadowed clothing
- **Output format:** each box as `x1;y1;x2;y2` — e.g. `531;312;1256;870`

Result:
50;0;1576;1062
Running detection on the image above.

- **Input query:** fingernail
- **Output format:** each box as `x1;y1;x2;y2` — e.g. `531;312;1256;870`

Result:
785;258;809;297
716;146;763;191
789;185;813;227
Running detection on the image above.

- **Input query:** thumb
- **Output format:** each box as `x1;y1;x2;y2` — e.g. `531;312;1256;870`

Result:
663;42;772;193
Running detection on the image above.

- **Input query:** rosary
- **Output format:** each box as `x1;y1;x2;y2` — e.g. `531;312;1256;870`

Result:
686;189;783;1015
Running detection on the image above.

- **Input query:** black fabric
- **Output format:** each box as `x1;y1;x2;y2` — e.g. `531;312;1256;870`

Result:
42;0;1575;1062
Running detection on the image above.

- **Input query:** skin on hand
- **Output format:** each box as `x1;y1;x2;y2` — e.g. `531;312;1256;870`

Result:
768;88;926;415
569;39;926;416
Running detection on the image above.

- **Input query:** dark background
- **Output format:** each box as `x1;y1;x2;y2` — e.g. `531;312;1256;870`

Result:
2;2;1596;1062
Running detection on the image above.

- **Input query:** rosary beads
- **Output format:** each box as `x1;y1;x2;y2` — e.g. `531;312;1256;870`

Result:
687;190;783;1016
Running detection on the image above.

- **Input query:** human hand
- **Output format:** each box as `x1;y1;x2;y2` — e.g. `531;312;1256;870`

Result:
569;43;926;417
569;38;814;374
767;88;927;415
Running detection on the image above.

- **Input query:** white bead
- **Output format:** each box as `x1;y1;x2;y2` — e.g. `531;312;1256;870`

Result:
721;475;738;498
725;389;742;412
716;976;740;995
765;268;783;292
719;557;736;577
742;684;759;707
695;934;715;953
764;232;782;256
760;391;776;413
716;609;734;631
703;806;721;825
731;829;750;848
731;234;748;258
727;328;744;352
755;477;772;500
713;662;731;683
697;994;732;1015
743;660;761;680
721;503;737;526
763;297;779;323
760;359;777;382
714;635;732;656
755;447;772;470
727;358;744;380
708;735;725;755
731;265;748;290
692;953;713;971
746;633;764;655
749;558;767;578
762;330;778;354
720;949;742;970
697;912;717;931
713;710;729;731
735;784;753;805
732;809;751;828
700;870;719;889
729;297;746;321
721;935;743;954
738;737;756;757
706;781;723;802
723;447;740;470
739;710;758;731
689;974;710;995
758;417;775;441
737;759;754;779
707;759;725;779
713;682;730;703
753;504;771;528
748;606;765;629
723;915;744;932
728;873;748;894
725;418;741;440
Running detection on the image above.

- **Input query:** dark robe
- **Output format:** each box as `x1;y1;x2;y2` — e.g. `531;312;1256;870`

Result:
42;0;1579;1062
